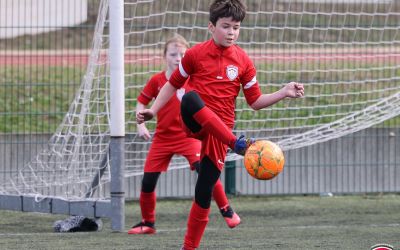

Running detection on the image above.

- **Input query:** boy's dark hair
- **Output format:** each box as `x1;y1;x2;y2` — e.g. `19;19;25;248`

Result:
209;0;246;25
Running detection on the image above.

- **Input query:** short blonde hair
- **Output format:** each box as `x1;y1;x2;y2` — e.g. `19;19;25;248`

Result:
163;33;190;56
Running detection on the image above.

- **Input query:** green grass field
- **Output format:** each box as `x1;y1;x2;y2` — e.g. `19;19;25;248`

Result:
0;195;399;249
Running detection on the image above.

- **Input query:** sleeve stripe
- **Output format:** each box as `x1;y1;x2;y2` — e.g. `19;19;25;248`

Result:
137;93;152;105
243;76;257;89
140;92;152;100
179;62;189;78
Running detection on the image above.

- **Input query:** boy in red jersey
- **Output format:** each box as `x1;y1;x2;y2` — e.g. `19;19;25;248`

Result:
128;34;241;235
136;1;305;248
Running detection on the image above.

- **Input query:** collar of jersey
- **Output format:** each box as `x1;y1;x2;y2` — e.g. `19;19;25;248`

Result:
209;38;234;53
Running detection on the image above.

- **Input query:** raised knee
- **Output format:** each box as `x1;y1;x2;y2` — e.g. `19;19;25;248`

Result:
182;91;204;114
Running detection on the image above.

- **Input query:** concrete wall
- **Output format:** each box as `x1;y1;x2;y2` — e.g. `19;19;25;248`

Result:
123;128;400;199
1;127;399;199
235;128;400;196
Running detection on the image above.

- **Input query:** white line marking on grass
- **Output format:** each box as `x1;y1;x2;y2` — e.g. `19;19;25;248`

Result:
0;232;93;236
154;223;400;233
280;223;400;229
0;223;399;236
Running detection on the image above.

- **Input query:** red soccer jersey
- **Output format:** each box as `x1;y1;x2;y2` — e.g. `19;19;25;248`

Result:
137;71;187;141
169;39;262;127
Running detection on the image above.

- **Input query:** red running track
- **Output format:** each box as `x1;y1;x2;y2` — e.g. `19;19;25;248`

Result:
0;52;399;66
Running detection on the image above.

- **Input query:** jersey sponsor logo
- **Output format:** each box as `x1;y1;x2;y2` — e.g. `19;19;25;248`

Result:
226;65;238;81
176;88;185;101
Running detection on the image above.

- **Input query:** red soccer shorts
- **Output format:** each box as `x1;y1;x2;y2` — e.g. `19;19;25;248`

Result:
144;136;201;172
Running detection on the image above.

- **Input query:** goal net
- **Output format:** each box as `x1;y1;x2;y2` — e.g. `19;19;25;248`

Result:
0;0;399;201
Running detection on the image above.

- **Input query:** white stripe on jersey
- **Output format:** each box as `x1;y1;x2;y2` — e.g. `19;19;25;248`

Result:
179;62;189;78
244;76;257;89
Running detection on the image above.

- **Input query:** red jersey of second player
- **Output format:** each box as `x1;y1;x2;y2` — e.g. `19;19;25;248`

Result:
137;71;187;141
169;39;262;128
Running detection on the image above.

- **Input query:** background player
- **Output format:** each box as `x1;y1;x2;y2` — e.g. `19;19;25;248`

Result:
128;34;241;235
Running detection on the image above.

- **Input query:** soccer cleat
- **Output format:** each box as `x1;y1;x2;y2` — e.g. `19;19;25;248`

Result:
220;205;241;228
234;135;255;156
127;220;156;234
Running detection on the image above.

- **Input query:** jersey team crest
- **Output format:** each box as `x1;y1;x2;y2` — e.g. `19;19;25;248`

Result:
226;65;238;81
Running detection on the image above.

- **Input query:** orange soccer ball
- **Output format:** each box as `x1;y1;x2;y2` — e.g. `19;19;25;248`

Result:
244;140;285;180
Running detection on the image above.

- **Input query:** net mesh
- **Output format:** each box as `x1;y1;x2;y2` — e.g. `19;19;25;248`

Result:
1;0;399;199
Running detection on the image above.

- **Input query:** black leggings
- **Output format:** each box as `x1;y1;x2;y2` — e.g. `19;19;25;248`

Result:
195;156;221;209
141;158;219;209
181;91;222;209
181;91;204;133
141;172;160;193
141;161;201;193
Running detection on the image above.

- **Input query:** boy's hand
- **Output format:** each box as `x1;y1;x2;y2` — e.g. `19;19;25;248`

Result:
136;109;154;124
284;82;304;98
137;123;151;140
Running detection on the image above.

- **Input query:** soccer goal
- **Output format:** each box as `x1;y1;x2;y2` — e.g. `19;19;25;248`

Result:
0;0;399;230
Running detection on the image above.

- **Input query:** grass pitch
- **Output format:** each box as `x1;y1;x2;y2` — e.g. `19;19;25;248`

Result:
0;195;399;249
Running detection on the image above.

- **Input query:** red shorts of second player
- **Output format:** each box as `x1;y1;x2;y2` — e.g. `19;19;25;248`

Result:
144;136;201;172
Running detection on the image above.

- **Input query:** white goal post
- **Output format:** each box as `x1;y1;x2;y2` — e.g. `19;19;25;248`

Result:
0;0;399;231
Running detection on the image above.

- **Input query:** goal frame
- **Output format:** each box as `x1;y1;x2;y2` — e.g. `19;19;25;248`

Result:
0;0;125;232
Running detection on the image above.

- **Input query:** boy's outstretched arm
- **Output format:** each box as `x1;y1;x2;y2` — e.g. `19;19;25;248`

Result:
250;82;304;110
136;82;177;124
